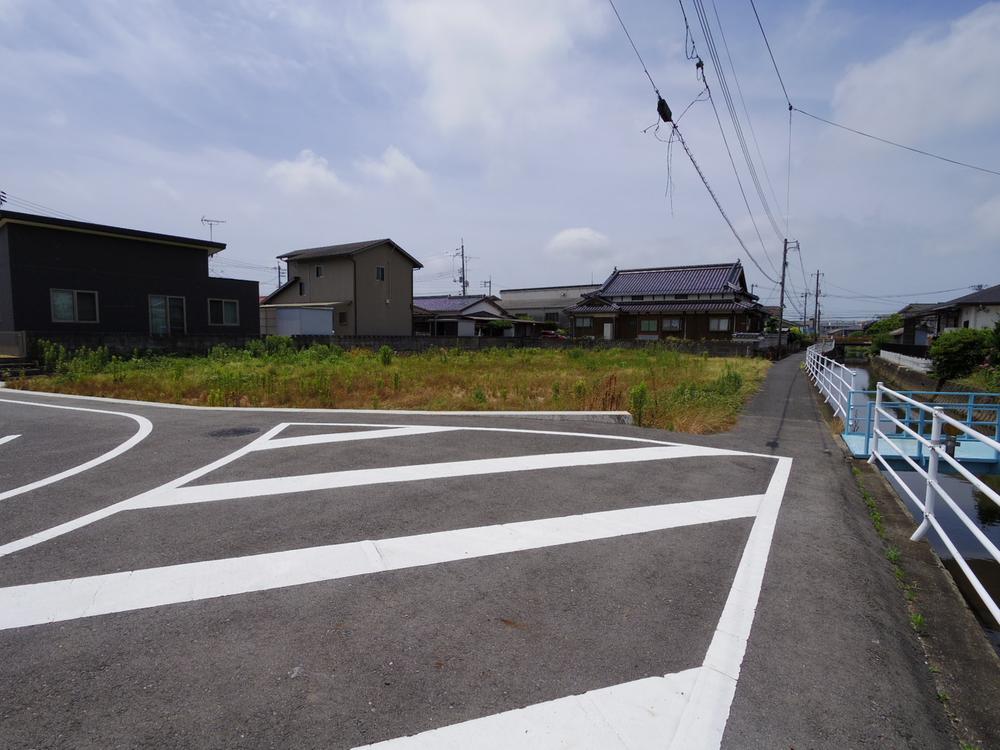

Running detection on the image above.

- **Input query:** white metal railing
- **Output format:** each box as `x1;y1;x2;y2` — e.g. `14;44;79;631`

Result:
805;342;855;420
869;382;1000;627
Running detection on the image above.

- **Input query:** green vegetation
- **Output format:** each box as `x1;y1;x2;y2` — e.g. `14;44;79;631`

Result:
930;322;1000;385
15;339;770;433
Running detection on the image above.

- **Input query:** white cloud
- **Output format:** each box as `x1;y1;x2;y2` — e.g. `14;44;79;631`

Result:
357;146;430;191
833;4;1000;140
381;0;605;135
545;227;609;257
974;194;1000;239
267;149;348;194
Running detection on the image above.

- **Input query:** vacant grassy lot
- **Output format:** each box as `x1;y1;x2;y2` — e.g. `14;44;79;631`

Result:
10;340;770;433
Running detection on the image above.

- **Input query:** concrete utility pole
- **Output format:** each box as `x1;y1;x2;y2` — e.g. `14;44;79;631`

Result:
777;239;789;359
801;291;809;330
813;271;823;336
453;240;469;296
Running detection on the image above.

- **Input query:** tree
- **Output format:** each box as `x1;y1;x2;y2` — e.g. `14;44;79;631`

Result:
929;328;991;380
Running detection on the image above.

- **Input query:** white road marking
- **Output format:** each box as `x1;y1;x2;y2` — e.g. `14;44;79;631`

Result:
0;399;153;502
357;669;702;749
0;434;21;446
0;422;700;558
0;494;762;630
127;444;736;510
352;457;794;750
255;425;463;451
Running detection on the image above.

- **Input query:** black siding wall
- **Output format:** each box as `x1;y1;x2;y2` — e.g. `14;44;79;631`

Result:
8;223;258;336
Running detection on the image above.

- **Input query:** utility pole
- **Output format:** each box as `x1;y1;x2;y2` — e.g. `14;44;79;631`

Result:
813;271;823;337
481;277;492;297
801;290;809;330
776;239;790;358
452;239;469;296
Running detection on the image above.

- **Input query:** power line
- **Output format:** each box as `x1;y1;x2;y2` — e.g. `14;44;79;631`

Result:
748;0;791;108
607;0;660;96
823;281;975;300
0;192;86;221
793;108;1000;178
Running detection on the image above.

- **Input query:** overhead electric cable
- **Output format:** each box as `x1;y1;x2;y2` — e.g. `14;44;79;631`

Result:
793;108;1000;178
607;0;661;96
748;0;791;108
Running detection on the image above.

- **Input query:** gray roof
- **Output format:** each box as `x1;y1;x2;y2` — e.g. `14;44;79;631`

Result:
596;261;746;296
940;283;1000;307
568;300;762;315
279;238;423;268
413;295;495;313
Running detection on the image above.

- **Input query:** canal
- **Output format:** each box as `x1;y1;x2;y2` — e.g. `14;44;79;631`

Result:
851;366;1000;649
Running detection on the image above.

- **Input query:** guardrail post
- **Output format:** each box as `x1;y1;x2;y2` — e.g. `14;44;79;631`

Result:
911;408;942;542
868;382;883;463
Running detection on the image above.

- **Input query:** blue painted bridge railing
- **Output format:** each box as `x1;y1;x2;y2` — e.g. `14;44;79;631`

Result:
843;389;1000;465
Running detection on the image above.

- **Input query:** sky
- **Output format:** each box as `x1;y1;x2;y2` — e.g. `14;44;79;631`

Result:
1;0;998;320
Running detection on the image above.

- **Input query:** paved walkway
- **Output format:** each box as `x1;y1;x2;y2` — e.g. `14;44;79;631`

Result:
0;355;968;748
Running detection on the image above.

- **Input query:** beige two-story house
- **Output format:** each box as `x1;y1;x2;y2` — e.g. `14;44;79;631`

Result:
261;239;423;336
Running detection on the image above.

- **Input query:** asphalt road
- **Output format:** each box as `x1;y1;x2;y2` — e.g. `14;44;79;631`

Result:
0;359;958;749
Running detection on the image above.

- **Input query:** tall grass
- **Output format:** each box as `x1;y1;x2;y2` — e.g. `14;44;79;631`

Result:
14;339;770;433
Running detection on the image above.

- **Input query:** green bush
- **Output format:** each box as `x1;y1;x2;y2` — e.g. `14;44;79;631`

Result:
628;381;649;426
378;344;394;366
929;328;991;380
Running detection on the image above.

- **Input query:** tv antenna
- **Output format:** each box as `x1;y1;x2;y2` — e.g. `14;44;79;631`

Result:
480;277;492;297
201;216;226;241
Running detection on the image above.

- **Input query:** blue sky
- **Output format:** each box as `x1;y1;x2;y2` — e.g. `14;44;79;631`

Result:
2;0;998;319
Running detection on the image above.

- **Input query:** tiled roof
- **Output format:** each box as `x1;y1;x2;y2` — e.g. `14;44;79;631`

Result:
279;238;423;268
567;300;762;315
940;283;1000;307
596;262;745;296
413;295;492;313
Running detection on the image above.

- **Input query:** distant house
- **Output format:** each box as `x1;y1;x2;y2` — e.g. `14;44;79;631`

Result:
897;303;942;345
261;239;423;336
0;210;259;349
929;284;1000;334
566;261;765;340
498;284;601;329
413;295;534;337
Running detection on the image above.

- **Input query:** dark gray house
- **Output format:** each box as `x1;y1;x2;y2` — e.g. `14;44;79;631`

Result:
0;210;259;350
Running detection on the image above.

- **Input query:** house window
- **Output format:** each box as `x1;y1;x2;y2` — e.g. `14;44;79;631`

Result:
631;295;644;301
208;299;239;326
315;265;323;278
639;319;658;332
663;318;682;331
338;311;348;325
50;289;99;323
675;294;689;300
544;312;559;322
709;317;731;332
298;281;305;296
575;317;592;328
149;295;186;335
375;266;385;281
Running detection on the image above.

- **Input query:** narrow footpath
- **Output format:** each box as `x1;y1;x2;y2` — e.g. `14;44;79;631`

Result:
710;352;997;748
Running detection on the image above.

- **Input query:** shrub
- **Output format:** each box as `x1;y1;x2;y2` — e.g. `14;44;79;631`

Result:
378;344;394;366
929;328;991;380
628;381;649;426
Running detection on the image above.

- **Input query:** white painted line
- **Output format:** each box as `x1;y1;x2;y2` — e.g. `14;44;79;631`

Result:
0;422;697;558
0;399;153;502
666;456;792;749
0;494;762;630
0;434;21;446
255;425;463;451
356;668;702;749
126;444;736;510
0;389;630;420
351;456;793;749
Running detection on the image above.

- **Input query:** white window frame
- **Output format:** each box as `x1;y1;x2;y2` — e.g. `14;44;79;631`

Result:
662;318;682;331
148;294;187;335
50;288;100;323
709;316;731;332
208;298;240;327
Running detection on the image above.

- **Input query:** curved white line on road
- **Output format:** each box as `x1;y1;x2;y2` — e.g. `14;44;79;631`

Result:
0;399;153;502
0;435;21;446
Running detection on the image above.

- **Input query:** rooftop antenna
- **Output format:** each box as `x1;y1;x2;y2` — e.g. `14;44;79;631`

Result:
481;277;492;297
201;216;226;242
